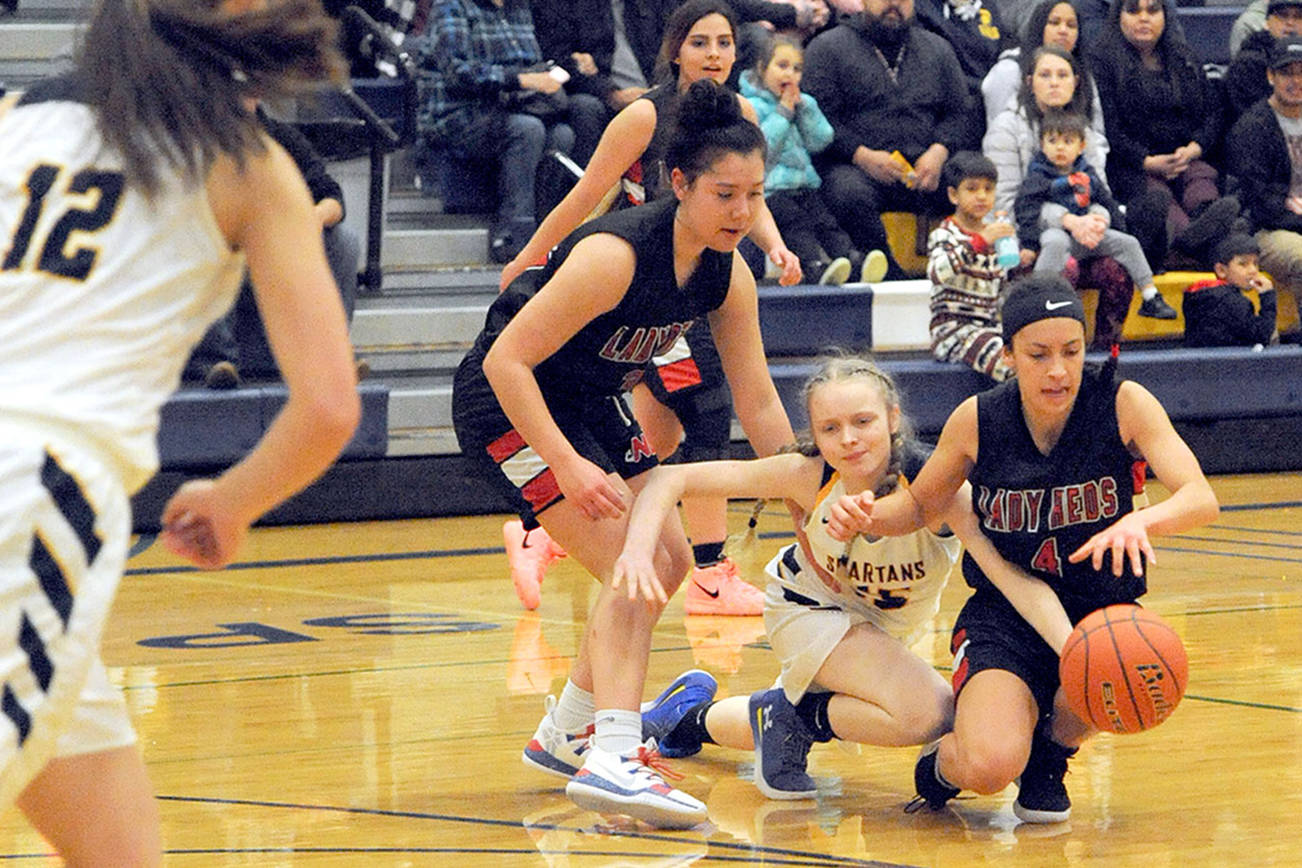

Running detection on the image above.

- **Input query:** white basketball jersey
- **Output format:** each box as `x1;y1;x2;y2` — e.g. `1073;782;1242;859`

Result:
0;89;244;492
771;469;962;643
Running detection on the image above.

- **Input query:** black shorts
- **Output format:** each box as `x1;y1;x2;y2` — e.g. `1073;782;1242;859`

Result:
454;386;659;525
949;591;1062;721
641;319;732;454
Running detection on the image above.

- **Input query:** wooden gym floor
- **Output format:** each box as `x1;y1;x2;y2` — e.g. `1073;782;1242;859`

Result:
1;471;1299;866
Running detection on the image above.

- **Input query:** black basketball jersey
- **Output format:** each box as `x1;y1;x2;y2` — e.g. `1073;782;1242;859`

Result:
454;197;733;423
962;363;1145;621
635;85;678;201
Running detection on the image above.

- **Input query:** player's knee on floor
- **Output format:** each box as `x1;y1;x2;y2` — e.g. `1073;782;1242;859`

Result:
948;738;1028;795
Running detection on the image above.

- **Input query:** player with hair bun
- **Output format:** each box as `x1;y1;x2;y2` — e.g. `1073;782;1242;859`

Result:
452;78;794;828
847;274;1218;823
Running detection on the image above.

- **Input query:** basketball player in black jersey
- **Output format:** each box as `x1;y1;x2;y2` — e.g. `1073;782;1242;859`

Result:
833;275;1219;823
452;80;794;828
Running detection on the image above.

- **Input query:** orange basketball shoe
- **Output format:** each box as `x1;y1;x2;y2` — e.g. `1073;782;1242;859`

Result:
684;557;764;616
504;519;566;611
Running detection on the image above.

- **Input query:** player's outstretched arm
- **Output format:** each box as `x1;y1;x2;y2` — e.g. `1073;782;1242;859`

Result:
163;141;361;569
942;483;1074;654
1068;382;1219;576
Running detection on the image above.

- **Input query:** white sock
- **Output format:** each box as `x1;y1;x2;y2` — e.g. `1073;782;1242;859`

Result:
1140;285;1158;300
552;680;595;732
593;708;643;754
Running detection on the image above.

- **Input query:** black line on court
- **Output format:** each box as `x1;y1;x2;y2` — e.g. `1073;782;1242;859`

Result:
150;795;912;868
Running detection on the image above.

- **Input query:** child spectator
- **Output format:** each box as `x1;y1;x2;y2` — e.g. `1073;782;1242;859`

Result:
1184;234;1278;348
740;36;888;284
928;151;1015;381
1015;111;1166;319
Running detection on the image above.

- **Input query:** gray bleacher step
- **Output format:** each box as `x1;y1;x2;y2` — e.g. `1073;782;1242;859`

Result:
382;373;456;456
0;21;78;59
381;226;488;269
376;265;501;293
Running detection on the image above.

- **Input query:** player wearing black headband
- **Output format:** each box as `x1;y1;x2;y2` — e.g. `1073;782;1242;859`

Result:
829;275;1219;823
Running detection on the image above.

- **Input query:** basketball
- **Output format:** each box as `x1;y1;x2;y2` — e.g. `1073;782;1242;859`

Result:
1059;604;1188;734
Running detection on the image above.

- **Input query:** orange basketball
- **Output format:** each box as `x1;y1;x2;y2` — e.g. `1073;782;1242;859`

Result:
1059;604;1188;734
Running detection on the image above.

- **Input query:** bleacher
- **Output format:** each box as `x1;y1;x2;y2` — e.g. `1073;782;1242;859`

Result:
4;1;1298;531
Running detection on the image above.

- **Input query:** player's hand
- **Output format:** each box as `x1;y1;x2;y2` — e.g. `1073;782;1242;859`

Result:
555;456;627;521
770;243;803;285
160;479;247;570
611;551;669;605
826;491;874;542
1068;513;1155;577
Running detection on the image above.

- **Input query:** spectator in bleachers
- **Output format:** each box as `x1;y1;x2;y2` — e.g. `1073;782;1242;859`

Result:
740;35;889;283
501;0;799;287
730;0;832;87
1183;234;1278;348
1231;0;1270;57
1090;0;1241;275
983;44;1136;346
414;0;580;263
914;0;1011;146
982;0;1103;135
1014;110;1160;307
801;0;972;278
1227;34;1302;341
185;104;361;389
927;151;1016;381
529;0;661;164
1225;0;1302;124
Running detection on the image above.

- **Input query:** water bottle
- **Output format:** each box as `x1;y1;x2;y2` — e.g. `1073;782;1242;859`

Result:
987;211;1019;270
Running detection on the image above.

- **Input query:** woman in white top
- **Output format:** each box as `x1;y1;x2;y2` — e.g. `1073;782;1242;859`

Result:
982;44;1137;349
982;0;1107;137
617;354;1063;800
0;0;359;862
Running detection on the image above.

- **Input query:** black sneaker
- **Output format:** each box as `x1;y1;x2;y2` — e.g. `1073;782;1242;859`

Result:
749;688;817;799
1013;733;1077;824
1138;294;1177;320
905;740;959;812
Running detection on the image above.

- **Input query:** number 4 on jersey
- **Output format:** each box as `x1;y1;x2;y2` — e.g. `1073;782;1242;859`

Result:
1031;537;1062;577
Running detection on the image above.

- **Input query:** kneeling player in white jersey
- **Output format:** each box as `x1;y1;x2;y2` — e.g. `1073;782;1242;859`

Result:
616;355;1068;798
0;0;359;863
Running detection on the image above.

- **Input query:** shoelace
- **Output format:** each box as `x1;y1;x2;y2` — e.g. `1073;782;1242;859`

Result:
634;745;683;781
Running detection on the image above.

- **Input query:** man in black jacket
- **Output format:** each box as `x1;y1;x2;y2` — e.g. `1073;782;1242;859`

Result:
801;0;971;277
1225;0;1302;124
1228;35;1302;336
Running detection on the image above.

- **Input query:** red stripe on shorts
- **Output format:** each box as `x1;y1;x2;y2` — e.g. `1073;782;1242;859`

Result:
521;468;562;511
952;657;970;693
950;627;967;655
487;429;526;463
656;358;702;392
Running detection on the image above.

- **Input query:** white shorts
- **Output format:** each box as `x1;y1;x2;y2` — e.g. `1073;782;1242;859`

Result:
0;435;132;808
762;551;929;705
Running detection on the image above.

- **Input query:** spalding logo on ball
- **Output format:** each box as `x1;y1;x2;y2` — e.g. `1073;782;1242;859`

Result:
1059;604;1188;734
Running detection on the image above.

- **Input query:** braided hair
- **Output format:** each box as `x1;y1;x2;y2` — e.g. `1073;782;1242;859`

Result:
786;353;914;498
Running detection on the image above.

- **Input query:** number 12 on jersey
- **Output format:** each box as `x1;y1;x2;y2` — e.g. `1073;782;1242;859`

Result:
3;162;125;281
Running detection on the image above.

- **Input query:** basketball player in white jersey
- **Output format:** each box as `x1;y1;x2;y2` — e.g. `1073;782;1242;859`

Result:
0;0;359;862
618;355;1068;799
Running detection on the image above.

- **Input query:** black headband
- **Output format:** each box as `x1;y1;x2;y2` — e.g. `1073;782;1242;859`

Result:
1002;276;1087;343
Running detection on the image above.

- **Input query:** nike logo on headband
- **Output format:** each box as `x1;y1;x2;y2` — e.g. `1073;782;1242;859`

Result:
1045;300;1074;310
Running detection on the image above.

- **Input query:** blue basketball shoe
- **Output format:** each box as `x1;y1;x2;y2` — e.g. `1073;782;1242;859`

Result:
641;669;717;756
749;687;817;799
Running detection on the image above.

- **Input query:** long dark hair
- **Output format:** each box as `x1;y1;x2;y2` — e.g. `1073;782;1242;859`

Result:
1101;0;1192;64
76;0;345;197
653;0;738;87
664;79;765;184
1021;0;1085;59
1018;44;1095;125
